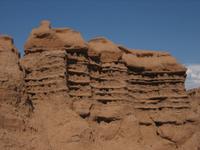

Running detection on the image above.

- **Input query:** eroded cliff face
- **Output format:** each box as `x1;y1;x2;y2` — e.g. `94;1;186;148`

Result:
0;35;23;103
0;21;200;150
0;35;27;150
187;88;200;120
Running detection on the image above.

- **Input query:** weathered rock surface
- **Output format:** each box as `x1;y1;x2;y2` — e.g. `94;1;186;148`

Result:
187;88;200;121
0;21;199;150
0;35;27;150
0;35;23;104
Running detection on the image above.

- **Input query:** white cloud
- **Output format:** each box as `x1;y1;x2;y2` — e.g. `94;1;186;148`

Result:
185;64;200;89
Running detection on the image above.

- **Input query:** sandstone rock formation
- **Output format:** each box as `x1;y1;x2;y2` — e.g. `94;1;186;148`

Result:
0;35;23;104
0;21;200;150
0;35;27;150
187;88;200;119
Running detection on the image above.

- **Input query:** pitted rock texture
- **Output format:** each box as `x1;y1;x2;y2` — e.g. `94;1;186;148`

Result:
0;21;200;150
187;88;200;119
0;35;23;104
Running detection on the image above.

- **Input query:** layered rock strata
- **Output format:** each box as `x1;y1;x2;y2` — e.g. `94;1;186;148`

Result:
0;35;27;150
0;35;23;104
22;21;69;105
0;21;199;150
121;48;198;147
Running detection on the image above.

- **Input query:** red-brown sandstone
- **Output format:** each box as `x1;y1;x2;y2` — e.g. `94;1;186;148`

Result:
0;21;199;150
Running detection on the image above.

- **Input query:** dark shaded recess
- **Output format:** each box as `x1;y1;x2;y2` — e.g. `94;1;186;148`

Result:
67;59;77;65
94;116;120;124
25;69;32;75
97;99;113;104
88;65;101;71
68;80;89;85
154;121;180;127
25;98;34;112
139;122;152;126
90;56;100;64
149;96;168;100
128;66;145;73
79;113;90;119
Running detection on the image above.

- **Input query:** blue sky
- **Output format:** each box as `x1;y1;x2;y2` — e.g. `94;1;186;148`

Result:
0;0;200;89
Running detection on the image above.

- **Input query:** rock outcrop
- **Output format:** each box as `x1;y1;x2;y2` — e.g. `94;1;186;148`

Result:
0;35;26;150
0;21;200;150
187;88;200;119
0;35;23;104
22;21;68;105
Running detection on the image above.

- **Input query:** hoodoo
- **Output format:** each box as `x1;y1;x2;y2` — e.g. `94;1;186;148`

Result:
0;21;199;150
